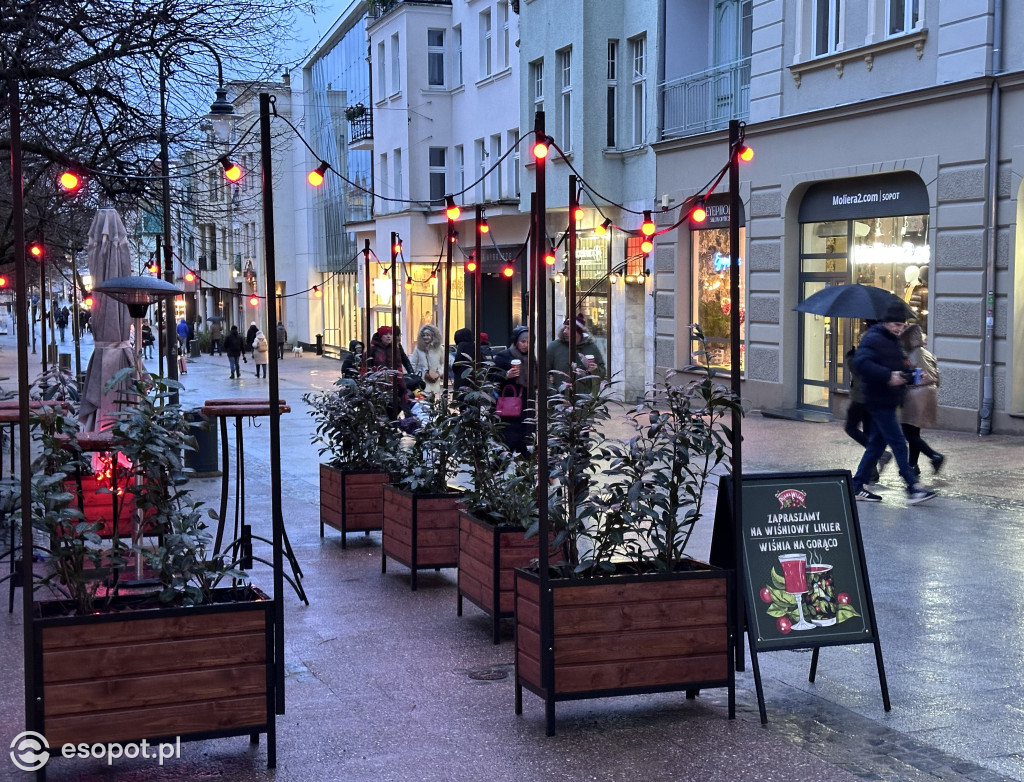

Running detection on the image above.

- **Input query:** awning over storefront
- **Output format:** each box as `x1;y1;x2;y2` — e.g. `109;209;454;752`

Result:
799;171;929;223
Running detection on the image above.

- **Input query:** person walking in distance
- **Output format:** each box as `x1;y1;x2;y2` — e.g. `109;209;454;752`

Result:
845;342;887;484
276;320;287;360
851;303;936;505
176;317;190;354
899;323;945;477
253;329;270;378
209;320;222;355
245;321;259;362
224;325;244;379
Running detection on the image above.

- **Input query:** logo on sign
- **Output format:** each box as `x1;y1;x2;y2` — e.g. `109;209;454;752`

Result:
775;489;807;509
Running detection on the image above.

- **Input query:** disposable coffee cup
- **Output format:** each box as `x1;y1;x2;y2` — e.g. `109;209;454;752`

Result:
510;359;521;366
584;354;595;363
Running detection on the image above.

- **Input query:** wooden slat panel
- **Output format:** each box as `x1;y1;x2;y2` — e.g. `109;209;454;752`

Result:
553;577;726;607
414;544;458;567
515;593;541;634
342;513;381;532
346;473;388;487
459;569;489;608
41;611;267;650
45;696;267;747
43;632;266;682
554;627;728;665
45;665;266;717
554;597;728;636
554;654;729;694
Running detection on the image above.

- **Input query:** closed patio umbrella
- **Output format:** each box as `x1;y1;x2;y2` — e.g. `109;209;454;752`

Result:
78;207;137;433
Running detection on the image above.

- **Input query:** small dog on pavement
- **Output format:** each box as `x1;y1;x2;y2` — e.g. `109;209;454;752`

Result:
291;345;303;357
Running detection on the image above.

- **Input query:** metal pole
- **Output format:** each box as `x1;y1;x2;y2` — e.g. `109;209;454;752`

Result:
40;247;48;373
390;232;398;369
159;59;179;398
534;112;550;589
362;239;371;370
442;217;454;403
568;175;578;365
728;118;746;671
259;92;286;716
474;205;482;363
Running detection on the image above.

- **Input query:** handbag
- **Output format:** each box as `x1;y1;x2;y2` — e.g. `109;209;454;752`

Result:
494;386;524;418
424;368;441;384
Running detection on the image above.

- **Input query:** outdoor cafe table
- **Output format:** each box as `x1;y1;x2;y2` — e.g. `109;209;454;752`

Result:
198;398;306;603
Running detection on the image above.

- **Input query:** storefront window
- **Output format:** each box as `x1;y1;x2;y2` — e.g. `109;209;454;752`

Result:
577;234;610;364
692;226;745;370
851;215;929;332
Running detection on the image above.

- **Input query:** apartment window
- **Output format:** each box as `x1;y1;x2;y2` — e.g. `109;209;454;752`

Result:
555;48;572;151
813;0;840;56
499;1;511;70
479;9;492;78
455;145;465;195
887;0;919;35
429;147;447;204
393;148;403;206
475;139;487;201
606;40;618;148
427;29;446;87
390;33;400;94
630;36;646;147
380;153;389;213
530;59;544;115
454;25;463;86
507;129;520;198
489;134;502;199
377;41;387;98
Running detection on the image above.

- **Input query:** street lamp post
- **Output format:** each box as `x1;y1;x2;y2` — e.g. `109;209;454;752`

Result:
157;40;234;399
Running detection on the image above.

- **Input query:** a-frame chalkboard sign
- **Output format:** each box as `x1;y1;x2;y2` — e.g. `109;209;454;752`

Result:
711;470;890;723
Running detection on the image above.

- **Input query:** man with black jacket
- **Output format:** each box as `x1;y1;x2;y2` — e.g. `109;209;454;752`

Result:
851;302;936;505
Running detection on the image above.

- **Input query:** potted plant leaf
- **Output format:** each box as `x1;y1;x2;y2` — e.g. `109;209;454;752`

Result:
304;371;403;546
26;371;277;766
454;371;550;643
381;388;462;591
514;327;741;735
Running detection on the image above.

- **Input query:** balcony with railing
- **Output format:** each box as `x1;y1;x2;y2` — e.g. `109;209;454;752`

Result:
367;0;451;23
348;108;373;150
660;58;750;139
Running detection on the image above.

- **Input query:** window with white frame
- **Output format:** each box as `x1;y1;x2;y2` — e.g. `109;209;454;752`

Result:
606;40;618;148
428;147;447;205
474;138;487;202
506;129;519;198
813;0;840;56
489;134;502;199
390;32;401;94
887;0;919;35
499;1;511;70
455;145;465;195
380;153;389;213
454;25;463;86
630;35;646;147
393;148;403;206
530;59;544;115
427;29;446;87
479;8;492;78
377;41;386;99
557;48;572;151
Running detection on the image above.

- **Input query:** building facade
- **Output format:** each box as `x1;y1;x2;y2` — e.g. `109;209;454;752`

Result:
655;0;1024;434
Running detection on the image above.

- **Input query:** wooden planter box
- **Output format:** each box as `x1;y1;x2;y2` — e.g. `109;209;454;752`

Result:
381;484;460;590
30;587;276;767
458;510;556;644
319;464;387;547
514;563;735;735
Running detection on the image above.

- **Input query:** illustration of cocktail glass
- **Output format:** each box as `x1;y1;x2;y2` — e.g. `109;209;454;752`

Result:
778;553;815;631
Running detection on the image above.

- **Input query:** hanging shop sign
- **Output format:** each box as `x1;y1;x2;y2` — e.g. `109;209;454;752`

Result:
799;171;929;223
690;193;745;230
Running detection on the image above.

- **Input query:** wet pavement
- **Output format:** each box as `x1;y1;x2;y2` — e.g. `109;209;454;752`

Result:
0;327;1021;781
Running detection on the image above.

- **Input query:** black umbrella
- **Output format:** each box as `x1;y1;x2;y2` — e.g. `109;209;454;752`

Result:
794;283;914;320
207;315;226;323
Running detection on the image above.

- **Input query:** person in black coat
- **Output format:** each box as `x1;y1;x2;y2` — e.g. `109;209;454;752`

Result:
342;339;364;379
489;325;535;456
224;325;245;379
245;322;259;361
452;327;475;393
850;302;936;505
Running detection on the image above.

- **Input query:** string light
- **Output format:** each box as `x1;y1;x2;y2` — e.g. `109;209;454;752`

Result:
641;210;655;237
595;218;612;237
445;196;461;220
307;161;330;187
313;286;322;298
219;156;243;182
479;217;490;234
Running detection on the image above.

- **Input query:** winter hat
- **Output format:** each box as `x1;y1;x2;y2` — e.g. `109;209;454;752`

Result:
480;332;489;343
882;302;908;323
575;313;587;330
377;325;393;336
563;317;584;333
512;325;529;341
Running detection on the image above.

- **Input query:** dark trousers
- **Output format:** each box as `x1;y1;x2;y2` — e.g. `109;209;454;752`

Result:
853;407;918;492
844;401;872;448
901;423;938;470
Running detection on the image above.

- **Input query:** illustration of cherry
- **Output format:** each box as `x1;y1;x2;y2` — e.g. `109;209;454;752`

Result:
760;587;772;603
777;616;793;634
837;593;850;604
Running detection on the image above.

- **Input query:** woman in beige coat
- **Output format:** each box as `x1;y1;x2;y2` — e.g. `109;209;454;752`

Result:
409;324;445;397
900;324;944;476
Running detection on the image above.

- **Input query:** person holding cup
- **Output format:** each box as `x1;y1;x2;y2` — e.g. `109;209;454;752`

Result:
545;314;605;395
490;325;536;456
